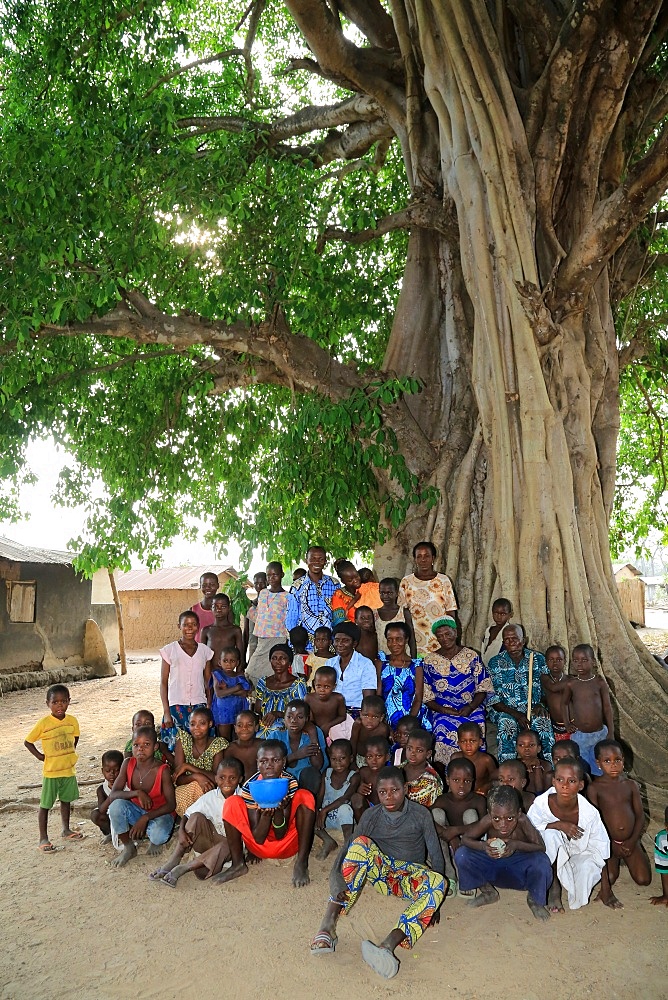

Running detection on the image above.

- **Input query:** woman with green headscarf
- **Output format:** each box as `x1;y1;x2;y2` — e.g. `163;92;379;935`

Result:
422;617;493;764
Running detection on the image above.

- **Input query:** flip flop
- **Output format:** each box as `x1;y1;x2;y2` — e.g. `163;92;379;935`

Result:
310;931;337;955
62;831;84;840
148;869;170;881
38;842;57;853
447;878;458;897
361;940;400;979
159;873;179;889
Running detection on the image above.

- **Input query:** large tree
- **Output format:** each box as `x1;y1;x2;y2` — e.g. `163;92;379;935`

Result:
1;1;667;796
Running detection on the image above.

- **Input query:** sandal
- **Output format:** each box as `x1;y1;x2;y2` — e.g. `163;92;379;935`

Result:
62;831;84;840
361;940;399;979
159;873;179;889
38;842;57;853
310;931;337;955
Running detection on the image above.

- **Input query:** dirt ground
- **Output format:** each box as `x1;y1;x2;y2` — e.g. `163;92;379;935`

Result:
0;657;665;1000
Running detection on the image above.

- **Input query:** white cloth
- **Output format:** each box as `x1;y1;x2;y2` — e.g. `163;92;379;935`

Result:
102;779;121;850
528;790;609;910
480;623;512;667
159;640;214;706
326;650;377;710
184;787;226;835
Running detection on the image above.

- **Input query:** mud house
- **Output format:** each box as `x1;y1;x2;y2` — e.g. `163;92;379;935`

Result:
0;536;117;674
116;564;238;649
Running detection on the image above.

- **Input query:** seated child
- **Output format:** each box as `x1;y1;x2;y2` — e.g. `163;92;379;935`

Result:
552;738;592;782
210;646;252;740
515;729;554;795
351;695;391;767
24;683;82;850
402;730;443;807
289;625;309;678
106;726;176;867
450;721;496;794
310;766;445;979
455;785;553;920
649;805;668;906
305;666;347;739
431;757;486;893
351;737;391;821
305;626;334;686
274;699;327;794
540;644;570;740
528;757;610;911
314;739;360;859
172;707;228;816
561;644;614;775
495;759;535;811
123;709;173;765
390;715;423;765
223;710;262;780
355;605;379;662
587;739;651;908
91;750;124;842
215;739;316;889
149;758;244;887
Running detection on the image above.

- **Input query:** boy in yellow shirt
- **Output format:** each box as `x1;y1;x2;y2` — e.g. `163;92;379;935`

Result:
25;684;82;851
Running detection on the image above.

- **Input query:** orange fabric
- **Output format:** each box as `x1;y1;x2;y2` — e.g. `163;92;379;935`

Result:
222;788;314;859
358;582;383;609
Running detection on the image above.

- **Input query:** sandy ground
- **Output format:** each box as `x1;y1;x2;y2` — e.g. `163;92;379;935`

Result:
0;657;666;1000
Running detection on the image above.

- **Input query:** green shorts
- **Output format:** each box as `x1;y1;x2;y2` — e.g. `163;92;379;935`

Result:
40;775;80;809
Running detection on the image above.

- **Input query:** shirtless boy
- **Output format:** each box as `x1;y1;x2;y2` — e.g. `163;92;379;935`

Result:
354;605;379;663
496;759;535;811
351;736;391;820
450;722;496;794
515;730;553;795
351;695;390;766
432;757;487;848
223;710;262;780
540;645;570;739
305;666;347;737
587;739;651;908
561;644;614;775
202;593;244;665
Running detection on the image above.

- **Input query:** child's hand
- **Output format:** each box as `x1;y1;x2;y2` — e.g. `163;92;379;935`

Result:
316;808;328;829
134;790;153;811
360;781;372;796
555;820;583;839
129;814;150;839
163;711;174;728
178;826;193;849
485;840;505;858
305;741;322;758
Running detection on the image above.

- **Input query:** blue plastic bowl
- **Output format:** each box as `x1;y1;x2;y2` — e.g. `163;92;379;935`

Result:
248;777;289;809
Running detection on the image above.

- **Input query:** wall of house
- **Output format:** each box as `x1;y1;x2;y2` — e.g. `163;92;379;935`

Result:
0;558;92;672
119;588;200;649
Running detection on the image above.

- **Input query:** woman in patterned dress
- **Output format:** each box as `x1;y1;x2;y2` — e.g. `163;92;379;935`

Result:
377;621;431;730
398;541;457;657
253;643;308;735
422;617;492;764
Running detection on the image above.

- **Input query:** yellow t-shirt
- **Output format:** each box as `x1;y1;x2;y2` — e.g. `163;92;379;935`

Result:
26;714;80;777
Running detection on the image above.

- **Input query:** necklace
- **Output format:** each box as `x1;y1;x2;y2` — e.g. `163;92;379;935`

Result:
576;675;596;682
136;762;157;786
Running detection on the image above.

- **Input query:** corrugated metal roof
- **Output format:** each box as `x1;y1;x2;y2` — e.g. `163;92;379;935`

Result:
0;535;75;566
117;564;238;592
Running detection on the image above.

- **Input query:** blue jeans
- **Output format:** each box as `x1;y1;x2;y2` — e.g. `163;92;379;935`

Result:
108;799;174;844
571;725;608;776
455;845;553;904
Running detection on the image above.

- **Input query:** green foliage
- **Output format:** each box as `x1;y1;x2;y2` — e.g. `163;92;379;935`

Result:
222;576;251;626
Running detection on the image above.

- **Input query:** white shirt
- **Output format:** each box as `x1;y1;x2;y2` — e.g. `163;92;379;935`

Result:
327;650;377;709
184;787;226;834
159;640;214;706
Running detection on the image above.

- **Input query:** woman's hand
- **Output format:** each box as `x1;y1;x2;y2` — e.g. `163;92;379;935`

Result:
171;764;186;781
195;774;214;792
134;790;153;811
129;814;150;839
263;711;280;727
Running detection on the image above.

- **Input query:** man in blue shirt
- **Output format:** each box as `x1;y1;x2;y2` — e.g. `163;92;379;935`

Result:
286;545;339;649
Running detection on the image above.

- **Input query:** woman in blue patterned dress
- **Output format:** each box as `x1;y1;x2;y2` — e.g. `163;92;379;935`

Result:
253;643;307;736
378;621;431;730
422;617;492;764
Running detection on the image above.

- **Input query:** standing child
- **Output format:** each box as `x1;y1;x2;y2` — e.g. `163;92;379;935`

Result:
587;739;651;907
561;644;614;775
480;598;513;666
201;593;244;666
351;695;391;768
374;577;416;657
244;570;268;666
351;737;392;820
355;605;379;663
528;757;610;911
314;739;360;859
305;626;333;686
191;571;219;641
305;666;347;739
450;722;496;794
223;710;262;780
160;610;215;750
246;563;288;681
402;731;443;806
540;644;570;740
91;750;124;842
210;646;252;740
649;806;668;906
515;730;554;795
289;625;309;678
358;567;383;610
105;726;176;867
24;684;83;851
331;561;362;625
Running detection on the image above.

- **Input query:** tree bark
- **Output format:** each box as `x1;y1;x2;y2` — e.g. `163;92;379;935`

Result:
108;569;127;676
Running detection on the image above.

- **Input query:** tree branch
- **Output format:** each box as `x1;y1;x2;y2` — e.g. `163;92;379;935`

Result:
316;196;457;252
143;49;245;99
335;0;398;50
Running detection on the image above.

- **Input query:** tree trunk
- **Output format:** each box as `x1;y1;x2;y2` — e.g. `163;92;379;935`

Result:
108;569;127;676
372;2;668;804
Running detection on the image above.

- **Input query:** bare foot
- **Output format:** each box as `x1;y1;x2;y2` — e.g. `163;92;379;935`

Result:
649;895;668;906
527;894;550;920
548;882;564;913
147;842;164;857
315;832;338;861
468;885;499;908
292;860;310;888
246;852;262;866
211;861;248;885
597;890;623;909
111;843;137;868
62;829;84;840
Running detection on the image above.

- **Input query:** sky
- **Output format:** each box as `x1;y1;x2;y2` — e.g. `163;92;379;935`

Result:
0;437;266;573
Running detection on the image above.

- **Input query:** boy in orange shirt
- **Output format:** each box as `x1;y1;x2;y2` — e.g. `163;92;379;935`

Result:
25;684;83;851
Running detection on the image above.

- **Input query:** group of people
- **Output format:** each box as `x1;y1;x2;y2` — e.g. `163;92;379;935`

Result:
24;542;668;981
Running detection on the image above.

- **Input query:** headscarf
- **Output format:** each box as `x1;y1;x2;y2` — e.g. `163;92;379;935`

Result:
431;615;457;634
